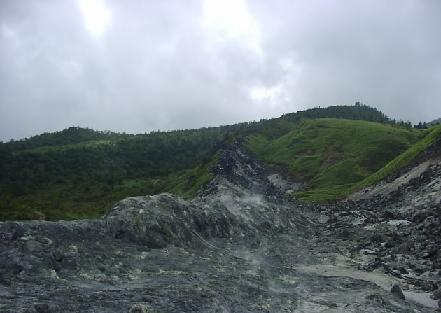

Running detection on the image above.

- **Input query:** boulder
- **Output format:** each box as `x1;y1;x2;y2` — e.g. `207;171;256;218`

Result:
390;284;405;300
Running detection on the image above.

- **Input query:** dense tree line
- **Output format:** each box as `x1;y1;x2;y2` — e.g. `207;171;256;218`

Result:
0;128;229;197
427;118;441;127
414;122;428;129
281;103;390;124
0;127;131;152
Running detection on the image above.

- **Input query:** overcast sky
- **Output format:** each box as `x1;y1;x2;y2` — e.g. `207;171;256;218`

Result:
1;0;440;140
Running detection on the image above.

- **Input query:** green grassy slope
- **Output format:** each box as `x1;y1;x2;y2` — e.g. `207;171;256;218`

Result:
352;124;441;192
246;118;423;202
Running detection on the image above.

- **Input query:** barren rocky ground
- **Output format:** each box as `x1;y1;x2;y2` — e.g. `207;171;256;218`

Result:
0;143;440;312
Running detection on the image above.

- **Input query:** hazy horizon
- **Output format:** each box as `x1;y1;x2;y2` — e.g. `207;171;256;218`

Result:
1;0;441;141
0;103;426;142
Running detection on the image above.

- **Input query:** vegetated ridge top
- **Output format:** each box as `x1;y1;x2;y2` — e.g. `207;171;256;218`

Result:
0;104;434;220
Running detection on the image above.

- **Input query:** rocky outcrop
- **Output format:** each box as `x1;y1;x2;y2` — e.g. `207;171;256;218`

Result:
0;143;439;312
322;144;441;305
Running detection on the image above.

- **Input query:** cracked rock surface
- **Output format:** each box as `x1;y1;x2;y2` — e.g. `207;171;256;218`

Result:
0;143;440;312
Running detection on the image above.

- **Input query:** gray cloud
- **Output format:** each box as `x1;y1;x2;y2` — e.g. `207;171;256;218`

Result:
1;0;440;140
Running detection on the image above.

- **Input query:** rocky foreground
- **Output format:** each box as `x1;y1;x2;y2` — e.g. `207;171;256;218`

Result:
0;143;440;312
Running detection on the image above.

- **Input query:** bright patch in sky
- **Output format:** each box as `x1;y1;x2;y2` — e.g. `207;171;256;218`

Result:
202;0;261;54
78;0;111;36
250;85;282;102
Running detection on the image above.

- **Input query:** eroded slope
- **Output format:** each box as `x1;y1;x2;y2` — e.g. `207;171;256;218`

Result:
0;143;438;312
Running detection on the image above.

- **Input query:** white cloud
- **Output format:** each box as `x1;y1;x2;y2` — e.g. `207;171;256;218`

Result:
250;85;281;102
78;0;112;36
0;0;441;140
202;0;262;55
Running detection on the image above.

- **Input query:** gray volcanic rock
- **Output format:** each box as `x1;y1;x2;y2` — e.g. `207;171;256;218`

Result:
105;194;245;249
391;284;405;300
323;139;441;306
0;143;438;312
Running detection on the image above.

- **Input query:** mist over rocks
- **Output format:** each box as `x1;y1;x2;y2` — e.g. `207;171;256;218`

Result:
0;143;440;312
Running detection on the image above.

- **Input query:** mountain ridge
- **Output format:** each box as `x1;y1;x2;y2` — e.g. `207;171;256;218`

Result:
0;104;432;220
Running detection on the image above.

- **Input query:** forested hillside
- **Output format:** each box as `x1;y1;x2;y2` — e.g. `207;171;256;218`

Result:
0;127;131;152
0;104;425;220
429;117;441;126
281;103;390;124
0;128;229;220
